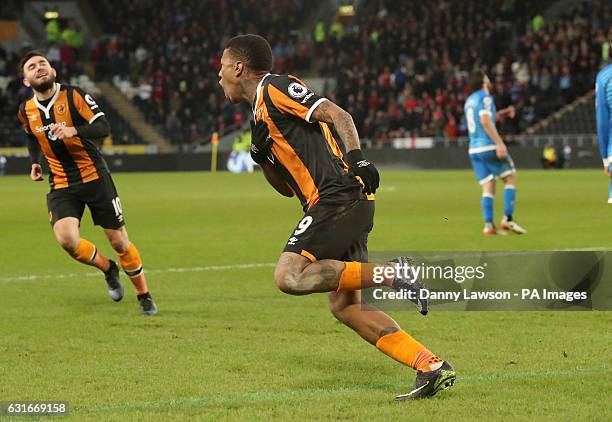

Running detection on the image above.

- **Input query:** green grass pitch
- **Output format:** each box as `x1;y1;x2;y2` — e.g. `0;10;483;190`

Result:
0;169;610;421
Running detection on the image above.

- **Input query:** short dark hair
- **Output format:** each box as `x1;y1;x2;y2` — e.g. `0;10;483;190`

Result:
225;34;273;72
469;70;486;92
18;50;49;77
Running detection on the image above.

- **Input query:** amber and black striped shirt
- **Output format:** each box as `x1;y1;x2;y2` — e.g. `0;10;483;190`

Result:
253;74;369;211
18;83;108;190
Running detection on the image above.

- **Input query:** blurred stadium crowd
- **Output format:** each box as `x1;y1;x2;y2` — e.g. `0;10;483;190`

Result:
88;0;310;145
0;0;610;148
327;0;610;146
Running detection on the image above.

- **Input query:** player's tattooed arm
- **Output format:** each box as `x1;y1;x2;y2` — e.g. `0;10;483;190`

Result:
310;100;361;151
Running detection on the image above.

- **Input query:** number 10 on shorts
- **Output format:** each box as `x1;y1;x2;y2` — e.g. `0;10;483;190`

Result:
111;197;123;217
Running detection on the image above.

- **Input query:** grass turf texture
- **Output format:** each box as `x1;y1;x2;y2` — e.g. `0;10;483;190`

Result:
0;169;610;421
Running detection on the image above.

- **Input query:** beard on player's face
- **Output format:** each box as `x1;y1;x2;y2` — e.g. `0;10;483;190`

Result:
30;73;56;92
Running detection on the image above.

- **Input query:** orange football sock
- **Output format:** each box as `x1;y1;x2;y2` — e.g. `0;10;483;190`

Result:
337;262;362;291
337;262;386;291
70;239;96;264
117;243;149;294
70;239;110;272
376;330;439;371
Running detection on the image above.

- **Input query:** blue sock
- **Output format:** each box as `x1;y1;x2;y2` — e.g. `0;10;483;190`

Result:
504;186;516;219
481;194;494;223
608;178;612;203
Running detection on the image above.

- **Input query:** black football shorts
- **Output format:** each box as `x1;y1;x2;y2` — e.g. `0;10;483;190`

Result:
283;199;374;263
46;171;125;229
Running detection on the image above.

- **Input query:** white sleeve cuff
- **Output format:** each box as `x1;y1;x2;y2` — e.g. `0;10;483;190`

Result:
604;157;611;167
478;110;492;117
89;112;105;124
305;98;328;123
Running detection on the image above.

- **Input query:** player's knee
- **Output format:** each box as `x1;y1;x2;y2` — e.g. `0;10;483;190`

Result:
107;234;129;252
55;233;79;252
482;183;495;195
110;238;128;253
329;301;343;320
57;236;79;252
328;296;347;321
274;268;301;295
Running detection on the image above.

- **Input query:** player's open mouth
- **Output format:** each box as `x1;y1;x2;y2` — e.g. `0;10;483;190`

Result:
37;73;48;80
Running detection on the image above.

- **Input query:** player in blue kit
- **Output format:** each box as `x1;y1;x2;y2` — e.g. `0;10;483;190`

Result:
595;61;612;203
464;70;527;235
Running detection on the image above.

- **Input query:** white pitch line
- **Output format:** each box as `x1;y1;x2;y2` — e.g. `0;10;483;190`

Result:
3;249;608;283
555;247;611;251
0;263;276;283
